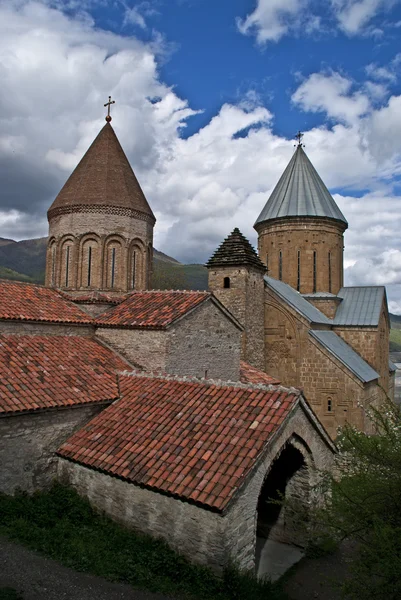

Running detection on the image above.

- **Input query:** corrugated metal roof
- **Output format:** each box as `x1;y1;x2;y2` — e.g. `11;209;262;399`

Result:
265;277;332;325
255;146;347;226
302;292;338;299
310;330;379;383
334;287;385;326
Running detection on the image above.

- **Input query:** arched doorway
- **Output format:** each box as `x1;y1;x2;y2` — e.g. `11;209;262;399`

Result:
255;442;310;580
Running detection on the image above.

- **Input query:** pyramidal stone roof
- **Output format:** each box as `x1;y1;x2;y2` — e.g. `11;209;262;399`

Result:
48;122;155;223
254;145;347;227
206;228;266;271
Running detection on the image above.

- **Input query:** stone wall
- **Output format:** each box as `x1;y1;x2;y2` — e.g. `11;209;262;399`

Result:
57;401;334;574
224;403;334;572
256;217;346;295
0;405;107;494
57;459;226;572
166;300;241;381
46;209;153;292
264;287;373;438
208;267;265;370
305;297;341;319
0;320;94;336
95;327;167;372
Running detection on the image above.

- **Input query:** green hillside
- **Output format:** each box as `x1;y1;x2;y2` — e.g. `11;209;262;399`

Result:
0;237;208;291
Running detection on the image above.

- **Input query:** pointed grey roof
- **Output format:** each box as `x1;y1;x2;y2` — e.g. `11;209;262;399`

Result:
254;145;347;227
206;228;266;272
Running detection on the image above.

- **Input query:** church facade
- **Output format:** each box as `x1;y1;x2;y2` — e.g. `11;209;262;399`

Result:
0;111;393;574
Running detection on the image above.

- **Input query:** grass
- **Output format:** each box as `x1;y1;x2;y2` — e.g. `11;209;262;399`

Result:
390;328;401;352
0;483;287;600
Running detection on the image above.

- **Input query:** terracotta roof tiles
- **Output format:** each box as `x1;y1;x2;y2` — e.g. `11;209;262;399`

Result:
0;280;93;325
96;290;211;329
58;374;299;511
0;335;130;414
240;361;281;385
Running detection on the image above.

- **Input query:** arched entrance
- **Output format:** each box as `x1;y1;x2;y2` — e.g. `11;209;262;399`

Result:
255;441;310;580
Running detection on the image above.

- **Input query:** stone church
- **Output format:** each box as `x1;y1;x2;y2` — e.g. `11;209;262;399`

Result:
0;109;392;575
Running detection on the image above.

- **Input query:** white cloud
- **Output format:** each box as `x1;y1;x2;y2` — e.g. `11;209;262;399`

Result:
0;1;401;312
292;72;370;124
331;0;400;34
237;0;307;44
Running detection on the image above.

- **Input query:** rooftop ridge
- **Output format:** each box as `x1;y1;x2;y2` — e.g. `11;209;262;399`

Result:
118;369;302;397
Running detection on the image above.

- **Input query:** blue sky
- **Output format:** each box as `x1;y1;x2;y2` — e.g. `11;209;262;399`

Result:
0;0;401;308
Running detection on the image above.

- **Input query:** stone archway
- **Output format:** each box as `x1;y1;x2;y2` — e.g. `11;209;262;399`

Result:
255;440;311;580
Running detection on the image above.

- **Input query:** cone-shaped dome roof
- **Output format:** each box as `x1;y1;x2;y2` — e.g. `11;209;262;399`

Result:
206;228;266;271
48;123;155;223
254;145;347;228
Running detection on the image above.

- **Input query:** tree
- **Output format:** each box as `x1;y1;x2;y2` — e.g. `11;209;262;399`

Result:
311;400;401;599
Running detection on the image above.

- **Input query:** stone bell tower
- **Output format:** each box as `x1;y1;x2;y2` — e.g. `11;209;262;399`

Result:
45;97;155;296
254;134;348;296
207;228;266;370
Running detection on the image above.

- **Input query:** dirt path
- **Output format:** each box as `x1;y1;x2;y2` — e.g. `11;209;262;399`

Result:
0;537;174;600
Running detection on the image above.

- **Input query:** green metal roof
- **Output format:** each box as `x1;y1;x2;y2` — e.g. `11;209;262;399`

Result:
255;145;348;227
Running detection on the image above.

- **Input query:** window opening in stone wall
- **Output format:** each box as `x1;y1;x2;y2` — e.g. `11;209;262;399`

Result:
327;398;332;412
328;252;332;293
297;250;301;291
65;246;70;287
132;251;136;289
51;246;56;286
266;253;269;274
224;277;230;289
313;251;317;293
111;247;116;288
87;246;92;287
279;251;282;281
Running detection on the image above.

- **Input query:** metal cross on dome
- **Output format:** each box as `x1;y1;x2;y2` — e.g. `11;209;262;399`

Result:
104;95;115;122
295;131;304;146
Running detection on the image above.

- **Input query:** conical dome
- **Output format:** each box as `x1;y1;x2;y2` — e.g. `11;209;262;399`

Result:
254;145;347;227
48;122;155;223
206;228;266;271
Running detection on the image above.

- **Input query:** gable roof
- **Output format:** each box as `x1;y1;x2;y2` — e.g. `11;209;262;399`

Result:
240;361;280;385
0;280;93;325
334;286;385;326
96;290;213;329
58;374;300;512
310;330;379;383
254;145;347;227
47;123;155;223
206;228;266;271
265;276;332;325
0;335;130;415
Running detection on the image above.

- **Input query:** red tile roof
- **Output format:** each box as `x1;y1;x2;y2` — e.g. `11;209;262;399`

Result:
0;280;93;324
0;335;130;414
240;361;281;386
58;374;299;511
96;290;211;329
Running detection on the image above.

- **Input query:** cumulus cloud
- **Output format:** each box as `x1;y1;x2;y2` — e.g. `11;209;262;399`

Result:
236;0;308;44
331;0;400;34
0;1;401;311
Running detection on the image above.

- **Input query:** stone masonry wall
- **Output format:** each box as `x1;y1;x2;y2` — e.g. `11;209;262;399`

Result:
57;402;334;575
223;404;335;572
305;298;341;319
208;267;265;370
95;327;167;372
46;210;153;292
0;405;107;494
166;300;241;381
264;288;372;438
0;321;94;336
57;460;226;572
257;217;346;295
